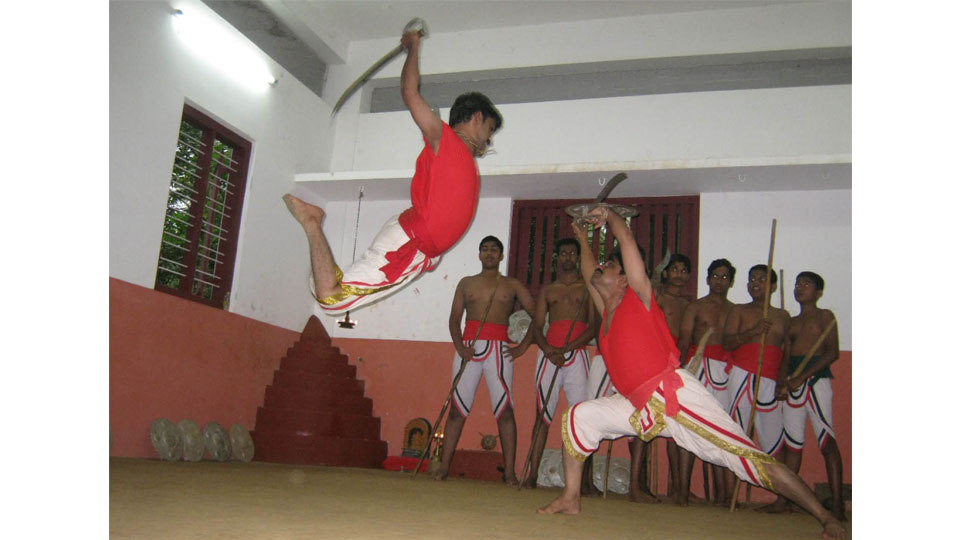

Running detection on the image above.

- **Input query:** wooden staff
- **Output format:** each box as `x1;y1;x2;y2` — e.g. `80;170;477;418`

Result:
790;318;838;379
651;438;659;499
518;294;587;489
779;269;785;309
685;327;714;502
730;218;777;511
602;439;614;499
413;278;501;478
685;327;714;376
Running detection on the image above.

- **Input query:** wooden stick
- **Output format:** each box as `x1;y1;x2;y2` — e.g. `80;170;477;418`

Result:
602;439;614;499
779;269;785;309
651;438;659;498
518;293;588;489
413;278;501;478
730;218;777;511
685;327;714;376
790;318;838;379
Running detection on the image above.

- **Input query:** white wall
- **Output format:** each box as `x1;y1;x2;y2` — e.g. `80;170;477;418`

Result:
109;0;332;331
700;190;852;349
344;86;850;175
327;1;851;171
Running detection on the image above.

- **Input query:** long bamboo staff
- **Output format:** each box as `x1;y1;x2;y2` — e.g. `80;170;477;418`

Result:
730;219;777;511
602;439;614;499
790;318;838;379
651;437;659;499
779;269;785;309
684;327;714;502
413;278;501;478
518;294;588;489
685;327;715;376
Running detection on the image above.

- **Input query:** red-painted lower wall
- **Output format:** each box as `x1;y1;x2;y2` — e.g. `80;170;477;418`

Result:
110;278;850;503
109;278;298;457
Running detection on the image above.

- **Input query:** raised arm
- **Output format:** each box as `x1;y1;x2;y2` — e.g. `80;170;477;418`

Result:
602;210;652;308
571;219;604;314
400;31;442;153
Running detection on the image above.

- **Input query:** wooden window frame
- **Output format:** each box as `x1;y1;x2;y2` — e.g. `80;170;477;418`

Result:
154;104;251;309
508;196;700;300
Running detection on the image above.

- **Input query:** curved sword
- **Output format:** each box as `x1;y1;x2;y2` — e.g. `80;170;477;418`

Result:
331;18;428;115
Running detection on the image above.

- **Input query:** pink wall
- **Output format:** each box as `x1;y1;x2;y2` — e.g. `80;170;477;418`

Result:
109;279;298;457
110;278;850;503
336;337;851;502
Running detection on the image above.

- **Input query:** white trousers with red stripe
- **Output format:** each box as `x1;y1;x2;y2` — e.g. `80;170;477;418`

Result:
314;214;439;314
726;365;785;455
535;348;589;424
451;339;514;420
561;368;778;489
783;376;836;451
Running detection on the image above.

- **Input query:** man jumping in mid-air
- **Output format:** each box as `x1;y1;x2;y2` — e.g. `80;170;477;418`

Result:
284;28;502;314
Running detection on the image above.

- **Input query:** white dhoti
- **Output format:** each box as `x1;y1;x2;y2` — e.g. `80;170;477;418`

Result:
313;215;439;314
783;376;836;451
451;339;515;420
535;348;589;424
726;365;785;455
561;369;778;489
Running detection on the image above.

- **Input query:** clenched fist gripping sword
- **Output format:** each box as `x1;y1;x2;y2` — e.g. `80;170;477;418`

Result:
332;18;429;115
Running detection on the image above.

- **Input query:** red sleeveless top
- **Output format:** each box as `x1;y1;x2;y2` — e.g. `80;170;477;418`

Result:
598;290;683;416
398;122;479;257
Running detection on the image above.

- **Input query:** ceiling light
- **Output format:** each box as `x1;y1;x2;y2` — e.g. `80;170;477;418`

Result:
171;8;277;91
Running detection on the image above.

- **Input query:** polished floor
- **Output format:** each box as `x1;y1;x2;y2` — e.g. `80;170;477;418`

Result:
109;458;850;539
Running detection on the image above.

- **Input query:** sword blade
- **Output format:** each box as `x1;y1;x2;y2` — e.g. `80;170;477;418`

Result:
595;172;628;202
331;43;404;115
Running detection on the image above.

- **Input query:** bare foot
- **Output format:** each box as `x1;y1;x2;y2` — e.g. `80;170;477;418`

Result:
628;487;659;504
502;474;519;486
831;505;847;522
821;517;847;539
520;476;538;489
282;194;324;227
537;495;581;515
432;468;449;481
755;499;792;514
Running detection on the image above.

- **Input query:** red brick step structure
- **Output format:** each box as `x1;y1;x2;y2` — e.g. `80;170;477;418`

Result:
252;316;387;468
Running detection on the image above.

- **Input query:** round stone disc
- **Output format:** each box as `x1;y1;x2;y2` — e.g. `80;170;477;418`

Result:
178;419;204;462
229;424;255;463
203;421;232;462
150;418;183;461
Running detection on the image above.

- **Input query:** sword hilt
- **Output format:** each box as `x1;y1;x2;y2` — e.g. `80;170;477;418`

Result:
403;17;429;38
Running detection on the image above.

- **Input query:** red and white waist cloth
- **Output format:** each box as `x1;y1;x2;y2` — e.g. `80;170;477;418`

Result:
462;320;510;347
314;214;439;315
728;343;783;381
561;368;778;490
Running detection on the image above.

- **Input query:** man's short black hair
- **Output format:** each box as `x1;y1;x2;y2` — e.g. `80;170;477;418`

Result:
607;243;646;275
479;235;503;252
749;264;777;285
796;271;825;291
662;253;691;277
707;258;736;281
449;92;502;131
555;237;580;256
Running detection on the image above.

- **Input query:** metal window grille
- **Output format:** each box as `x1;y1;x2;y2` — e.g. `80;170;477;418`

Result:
154;104;251;309
508;196;699;299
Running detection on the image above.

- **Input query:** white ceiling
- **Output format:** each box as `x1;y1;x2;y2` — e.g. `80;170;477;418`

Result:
289;0;803;43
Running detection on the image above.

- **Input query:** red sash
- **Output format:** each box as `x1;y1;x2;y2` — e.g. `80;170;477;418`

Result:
463;320;510;342
730;343;783;380
545;320;589;347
